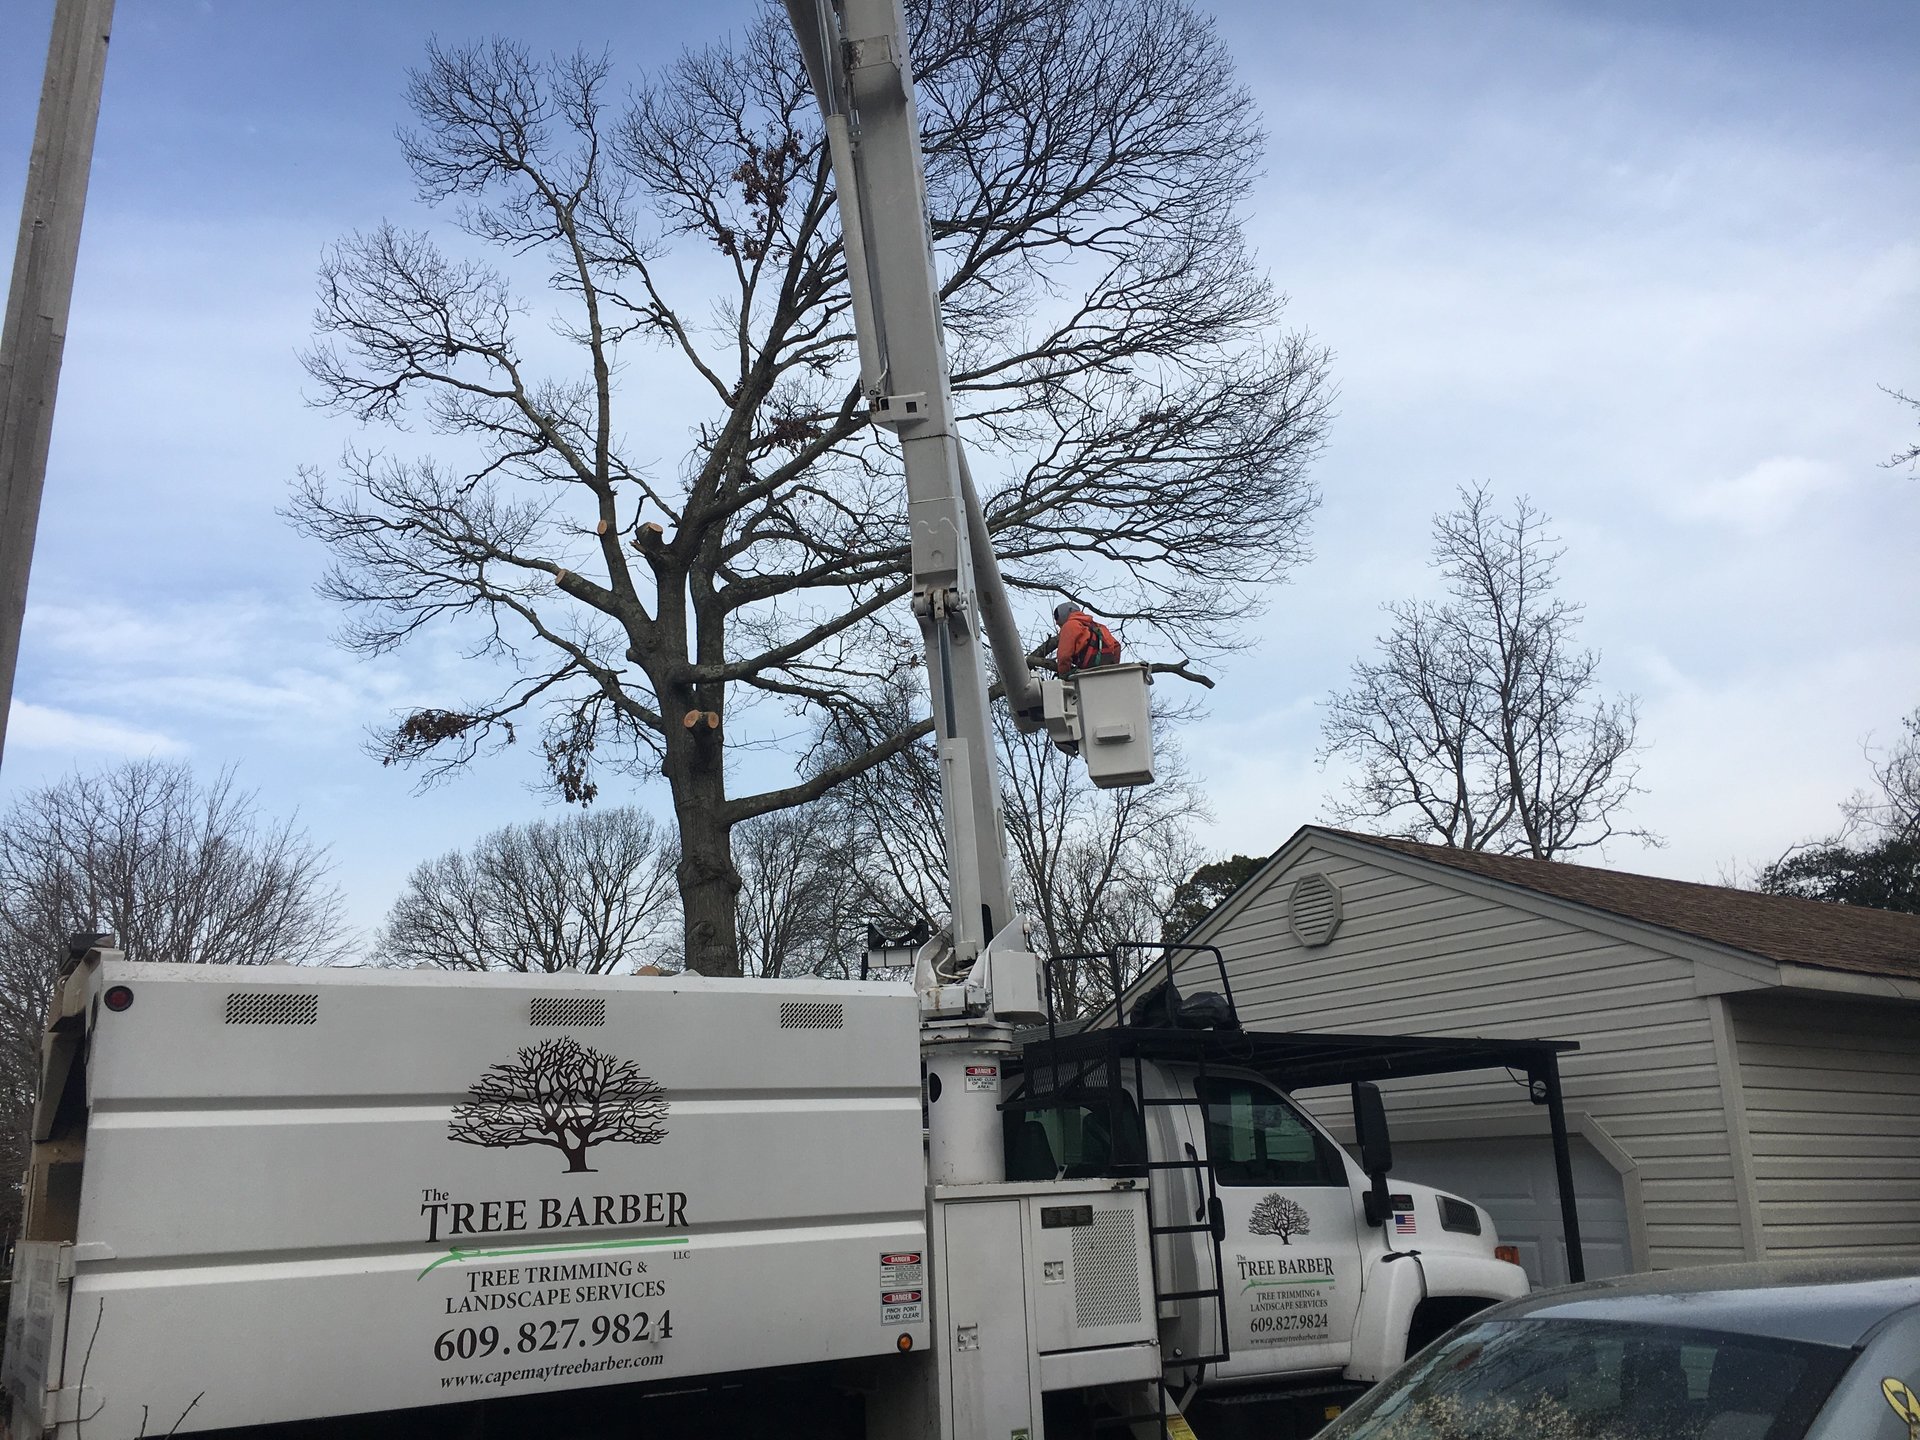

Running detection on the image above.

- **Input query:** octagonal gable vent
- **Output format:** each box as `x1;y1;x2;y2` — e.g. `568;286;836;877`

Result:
1288;873;1343;947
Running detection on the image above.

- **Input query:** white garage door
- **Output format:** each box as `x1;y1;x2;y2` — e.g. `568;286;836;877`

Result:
1390;1136;1632;1288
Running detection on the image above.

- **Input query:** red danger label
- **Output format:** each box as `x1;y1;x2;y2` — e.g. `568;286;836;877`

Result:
880;1252;926;1290
965;1066;997;1076
882;1291;922;1305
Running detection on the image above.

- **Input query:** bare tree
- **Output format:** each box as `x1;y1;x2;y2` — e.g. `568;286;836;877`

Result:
0;760;347;1237
1841;706;1920;844
1886;386;1919;472
998;713;1207;1017
380;808;677;972
811;679;951;947
811;694;1206;1013
449;1035;667;1173
288;1;1330;975
1321;485;1655;860
731;808;862;979
0;760;348;972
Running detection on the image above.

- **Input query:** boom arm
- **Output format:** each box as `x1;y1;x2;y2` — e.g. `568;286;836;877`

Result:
784;0;1041;966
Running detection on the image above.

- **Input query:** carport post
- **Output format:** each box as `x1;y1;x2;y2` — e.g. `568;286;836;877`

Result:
1539;1054;1586;1283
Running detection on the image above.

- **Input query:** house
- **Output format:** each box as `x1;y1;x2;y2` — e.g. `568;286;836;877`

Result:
1175;825;1920;1286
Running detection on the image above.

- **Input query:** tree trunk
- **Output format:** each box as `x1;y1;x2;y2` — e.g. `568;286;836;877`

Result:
669;721;742;977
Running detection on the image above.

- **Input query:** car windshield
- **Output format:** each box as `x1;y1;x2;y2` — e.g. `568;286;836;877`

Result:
1322;1317;1853;1440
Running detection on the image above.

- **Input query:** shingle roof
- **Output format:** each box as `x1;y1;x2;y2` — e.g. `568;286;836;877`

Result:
1314;828;1920;982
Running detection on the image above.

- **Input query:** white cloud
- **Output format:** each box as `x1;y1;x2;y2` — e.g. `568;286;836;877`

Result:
27;599;261;670
1628;641;1920;880
10;592;457;802
1669;456;1851;532
6;702;187;759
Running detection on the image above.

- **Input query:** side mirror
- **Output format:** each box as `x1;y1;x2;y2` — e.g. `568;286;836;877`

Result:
1352;1082;1394;1228
1353;1081;1393;1175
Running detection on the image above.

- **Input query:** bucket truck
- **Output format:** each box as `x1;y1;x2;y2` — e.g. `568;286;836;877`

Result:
3;2;1573;1436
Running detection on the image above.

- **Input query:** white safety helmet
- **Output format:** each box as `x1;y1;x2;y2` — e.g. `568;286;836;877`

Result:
1053;601;1077;624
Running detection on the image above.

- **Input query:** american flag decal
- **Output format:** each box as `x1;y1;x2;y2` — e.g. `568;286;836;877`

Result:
1394;1211;1417;1236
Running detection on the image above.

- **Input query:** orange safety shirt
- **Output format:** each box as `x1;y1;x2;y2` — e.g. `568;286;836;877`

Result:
1055;611;1120;675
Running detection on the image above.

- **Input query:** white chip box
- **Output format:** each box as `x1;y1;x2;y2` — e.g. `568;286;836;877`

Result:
4;962;929;1438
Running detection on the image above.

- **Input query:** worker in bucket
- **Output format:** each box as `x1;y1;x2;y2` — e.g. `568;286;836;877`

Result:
1052;602;1121;675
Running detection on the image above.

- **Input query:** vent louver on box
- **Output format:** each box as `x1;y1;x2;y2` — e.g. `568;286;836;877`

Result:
529;996;606;1028
778;1000;845;1030
224;992;319;1025
1288;872;1344;947
1072;1210;1143;1328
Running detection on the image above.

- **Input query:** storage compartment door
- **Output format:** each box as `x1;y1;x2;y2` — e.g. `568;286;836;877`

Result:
1026;1193;1154;1355
939;1200;1035;1437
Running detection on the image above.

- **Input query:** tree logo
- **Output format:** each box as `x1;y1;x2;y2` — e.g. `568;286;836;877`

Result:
1248;1193;1311;1244
449;1036;668;1173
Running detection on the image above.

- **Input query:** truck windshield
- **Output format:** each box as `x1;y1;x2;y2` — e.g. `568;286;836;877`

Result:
1322;1317;1852;1440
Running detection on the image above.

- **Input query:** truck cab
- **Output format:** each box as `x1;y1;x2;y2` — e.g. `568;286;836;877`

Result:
1002;953;1546;1430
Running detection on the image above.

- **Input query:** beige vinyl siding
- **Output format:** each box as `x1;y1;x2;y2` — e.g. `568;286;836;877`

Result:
1731;992;1920;1258
1192;842;1745;1268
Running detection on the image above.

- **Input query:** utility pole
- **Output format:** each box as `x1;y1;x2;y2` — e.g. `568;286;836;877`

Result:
0;0;116;765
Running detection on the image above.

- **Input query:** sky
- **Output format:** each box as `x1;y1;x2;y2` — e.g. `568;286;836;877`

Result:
0;0;1915;945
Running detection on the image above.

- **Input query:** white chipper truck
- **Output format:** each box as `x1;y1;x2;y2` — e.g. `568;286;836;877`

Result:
2;2;1584;1435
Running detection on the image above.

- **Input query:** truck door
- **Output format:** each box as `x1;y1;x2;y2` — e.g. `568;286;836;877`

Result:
1189;1072;1367;1380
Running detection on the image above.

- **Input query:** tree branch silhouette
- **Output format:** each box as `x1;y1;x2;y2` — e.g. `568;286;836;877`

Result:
450;1036;667;1172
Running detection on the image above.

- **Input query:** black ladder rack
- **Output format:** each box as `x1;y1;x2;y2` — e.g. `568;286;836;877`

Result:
1011;949;1590;1295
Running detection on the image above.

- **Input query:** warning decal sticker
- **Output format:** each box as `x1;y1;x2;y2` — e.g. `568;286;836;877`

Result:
880;1252;926;1324
882;1290;924;1324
